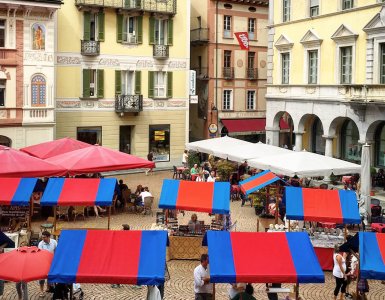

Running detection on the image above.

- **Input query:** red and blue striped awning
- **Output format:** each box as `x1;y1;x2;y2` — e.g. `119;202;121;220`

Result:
239;170;279;195
159;179;230;214
48;230;168;285
40;178;117;206
360;232;385;280
285;187;360;224
203;231;324;283
0;178;37;206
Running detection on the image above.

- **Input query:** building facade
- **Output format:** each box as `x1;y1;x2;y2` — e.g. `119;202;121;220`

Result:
0;0;62;148
266;0;385;167
190;0;277;142
55;0;190;167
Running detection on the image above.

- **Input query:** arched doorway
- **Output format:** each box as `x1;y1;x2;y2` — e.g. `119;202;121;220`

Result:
341;119;360;163
221;126;229;137
311;118;325;154
0;135;11;147
375;122;385;167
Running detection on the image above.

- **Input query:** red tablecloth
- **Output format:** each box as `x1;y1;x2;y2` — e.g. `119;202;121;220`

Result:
319;222;336;229
342;176;352;185
371;223;385;233
314;247;333;271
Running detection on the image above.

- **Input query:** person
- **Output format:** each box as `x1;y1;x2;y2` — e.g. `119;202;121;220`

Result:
112;224;130;288
182;150;189;167
118;179;128;192
38;231;58;297
16;282;28;300
266;283;281;300
194;254;213;300
228;283;246;299
139;187;152;205
146;152;154;175
94;205;106;217
188;213;201;232
345;252;358;299
203;162;211;180
196;171;205;182
232;283;256;300
333;244;348;300
191;164;199;175
207;171;216;182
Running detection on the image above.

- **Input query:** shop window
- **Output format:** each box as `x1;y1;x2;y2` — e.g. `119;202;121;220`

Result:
311;118;324;154
31;75;46;107
77;127;102;145
0;20;5;47
0;79;5;106
375;122;385;167
149;125;170;162
341;120;360;162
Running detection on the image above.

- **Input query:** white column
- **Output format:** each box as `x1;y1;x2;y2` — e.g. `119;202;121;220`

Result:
266;128;279;146
323;136;334;157
294;131;304;152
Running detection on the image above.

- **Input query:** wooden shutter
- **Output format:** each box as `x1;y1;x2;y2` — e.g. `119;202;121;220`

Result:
82;69;91;98
148;71;154;98
83;12;91;41
167;19;173;46
115;70;121;95
149;17;155;45
167;72;173;98
98;11;105;42
116;14;123;43
137;16;143;44
135;0;141;8
135;71;141;95
97;69;104;98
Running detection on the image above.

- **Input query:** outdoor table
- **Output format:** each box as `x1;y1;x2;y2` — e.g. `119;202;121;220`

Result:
319;222;336;229
168;235;207;260
371;223;385;233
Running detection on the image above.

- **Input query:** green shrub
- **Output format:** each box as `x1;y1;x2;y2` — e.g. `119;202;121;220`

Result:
216;160;237;181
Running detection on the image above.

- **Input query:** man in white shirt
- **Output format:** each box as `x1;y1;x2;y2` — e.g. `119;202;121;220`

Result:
206;171;216;182
38;231;57;297
194;254;213;300
139;187;152;205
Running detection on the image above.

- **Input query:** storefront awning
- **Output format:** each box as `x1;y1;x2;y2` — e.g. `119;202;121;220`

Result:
221;118;290;135
285;187;361;224
239;170;280;195
41;178;117;206
48;230;169;285
159;179;230;214
360;232;385;280
203;231;324;283
0;178;37;206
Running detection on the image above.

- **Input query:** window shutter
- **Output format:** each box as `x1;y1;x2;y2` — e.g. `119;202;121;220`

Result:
116;14;123;43
149;17;155;45
115;70;121;95
148;71;154;98
97;69;104;98
98;11;105;42
167;72;173;98
135;0;141;8
135;71;141;95
137;16;143;44
82;69;91;98
167;19;173;46
83;12;91;41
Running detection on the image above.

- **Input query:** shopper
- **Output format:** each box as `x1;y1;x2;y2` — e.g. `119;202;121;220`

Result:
38;231;57;297
194;254;213;300
332;245;348;300
16;282;28;300
182;150;189;167
146;152;154;175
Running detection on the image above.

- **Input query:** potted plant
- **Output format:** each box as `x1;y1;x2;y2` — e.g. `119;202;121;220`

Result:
216;159;237;181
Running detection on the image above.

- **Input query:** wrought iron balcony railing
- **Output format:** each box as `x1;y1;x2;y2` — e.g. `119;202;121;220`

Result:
81;40;100;56
223;67;234;79
190;28;209;44
153;44;169;59
115;94;143;113
247;68;258;80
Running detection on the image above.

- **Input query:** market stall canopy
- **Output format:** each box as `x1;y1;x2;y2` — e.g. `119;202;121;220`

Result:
0;178;37;206
48;230;168;285
0;246;53;282
0;231;15;248
20;137;91;159
360;232;385;280
159;179;230;214
285;187;360;224
45;145;155;176
239;170;280;195
339;233;359;253
248;151;361;177
0;146;66;178
203;231;324;283
40;178;117;206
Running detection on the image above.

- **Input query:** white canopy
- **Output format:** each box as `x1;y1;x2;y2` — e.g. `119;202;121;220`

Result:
247;150;361;177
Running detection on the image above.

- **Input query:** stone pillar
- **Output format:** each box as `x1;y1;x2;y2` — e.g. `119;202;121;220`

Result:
294;131;304;152
265;127;280;146
323;135;334;157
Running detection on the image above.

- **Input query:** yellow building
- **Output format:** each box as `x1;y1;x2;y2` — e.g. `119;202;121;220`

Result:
55;0;190;167
266;0;385;167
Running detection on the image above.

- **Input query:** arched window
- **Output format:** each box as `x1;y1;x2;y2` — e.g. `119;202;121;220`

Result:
375;122;385;167
0;135;11;147
341;119;360;162
31;75;46;107
311;118;324;155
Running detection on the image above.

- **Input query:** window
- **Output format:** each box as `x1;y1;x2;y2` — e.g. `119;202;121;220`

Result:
375;122;385;167
308;50;318;84
223;90;232;110
246;90;256;110
340;46;352;84
342;0;353;10
247;52;256;79
149;125;170;162
115;70;141;95
155;19;166;45
148;71;173;98
122;71;134;94
310;0;319;17
381;43;385;84
123;16;137;43
224;50;231;68
248;18;256;40
281;52;290;84
154;72;166;97
0;79;5;106
77;127;102;145
0;20;5;47
84;12;104;41
341;120;360;162
31;75;46;107
149;18;173;45
82;69;104;98
224;15;231;38
282;0;290;22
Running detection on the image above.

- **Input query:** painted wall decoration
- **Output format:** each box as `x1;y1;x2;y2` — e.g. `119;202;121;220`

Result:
32;23;45;50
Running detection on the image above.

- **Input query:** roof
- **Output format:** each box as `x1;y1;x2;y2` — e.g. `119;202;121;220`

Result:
22;0;63;4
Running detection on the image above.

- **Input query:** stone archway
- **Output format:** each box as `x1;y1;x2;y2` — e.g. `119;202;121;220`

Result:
297;114;325;154
267;111;294;148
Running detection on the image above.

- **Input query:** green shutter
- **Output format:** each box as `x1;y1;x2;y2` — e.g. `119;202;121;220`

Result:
148;71;154;98
135;0;141;8
137;16;143;44
116;14;123;43
98;11;105;42
83;12;91;41
167;19;173;46
167;72;173;98
97;69;104;98
149;17;155;45
135;71;141;95
115;70;122;95
82;69;91;98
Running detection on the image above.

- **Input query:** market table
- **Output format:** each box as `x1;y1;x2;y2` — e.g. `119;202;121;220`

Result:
168;235;207;260
313;247;333;271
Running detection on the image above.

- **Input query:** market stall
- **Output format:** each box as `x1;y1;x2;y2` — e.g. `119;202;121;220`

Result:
359;232;385;280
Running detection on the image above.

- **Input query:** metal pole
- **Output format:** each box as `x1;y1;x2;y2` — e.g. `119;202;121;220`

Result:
53;205;57;232
107;206;111;230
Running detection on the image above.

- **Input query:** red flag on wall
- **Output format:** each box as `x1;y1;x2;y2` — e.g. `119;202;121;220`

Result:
234;32;249;50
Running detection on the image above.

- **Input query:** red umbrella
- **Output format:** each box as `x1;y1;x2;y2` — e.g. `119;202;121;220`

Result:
20;137;91;159
46;145;155;176
0;246;53;282
0;147;66;178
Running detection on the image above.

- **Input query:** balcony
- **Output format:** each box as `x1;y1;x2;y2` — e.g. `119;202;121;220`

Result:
23;107;55;124
190;28;209;45
223;67;234;79
247;68;258;80
153;44;169;59
115;94;143;114
192;68;209;80
81;40;100;56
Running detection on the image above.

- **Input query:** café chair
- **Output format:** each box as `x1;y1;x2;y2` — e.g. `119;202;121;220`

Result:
57;206;69;222
143;196;154;216
40;216;55;234
72;206;86;221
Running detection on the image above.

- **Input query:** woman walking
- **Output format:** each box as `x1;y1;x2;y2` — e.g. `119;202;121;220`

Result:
333;244;348;300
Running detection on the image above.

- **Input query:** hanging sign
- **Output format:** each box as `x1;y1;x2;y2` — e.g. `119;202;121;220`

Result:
234;32;250;50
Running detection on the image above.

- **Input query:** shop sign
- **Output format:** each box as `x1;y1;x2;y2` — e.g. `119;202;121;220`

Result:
189;70;196;95
208;123;218;134
190;95;198;104
1;206;29;218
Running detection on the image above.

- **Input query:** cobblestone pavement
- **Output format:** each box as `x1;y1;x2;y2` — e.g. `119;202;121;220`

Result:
1;170;385;299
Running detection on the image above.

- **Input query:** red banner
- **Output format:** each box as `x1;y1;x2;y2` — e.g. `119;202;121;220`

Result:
234;32;249;50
